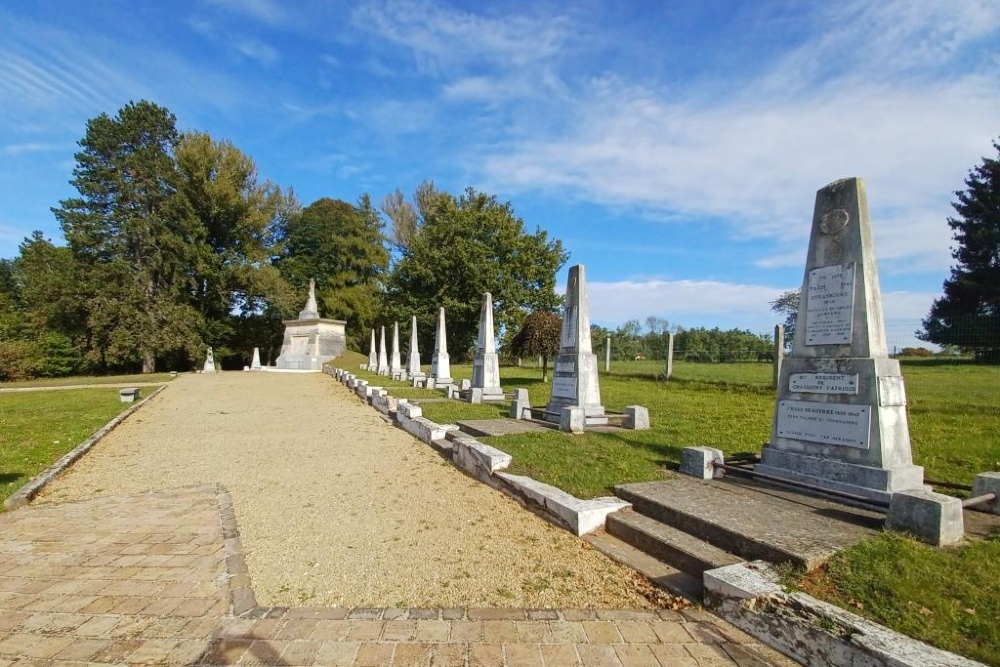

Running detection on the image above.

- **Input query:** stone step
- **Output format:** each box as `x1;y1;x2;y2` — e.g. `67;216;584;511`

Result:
614;476;880;570
606;510;743;576
583;530;703;601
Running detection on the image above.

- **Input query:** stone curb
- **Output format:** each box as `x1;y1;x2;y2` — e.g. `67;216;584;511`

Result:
237;605;693;621
215;485;259;617
330;368;626;536
3;384;169;510
703;561;986;667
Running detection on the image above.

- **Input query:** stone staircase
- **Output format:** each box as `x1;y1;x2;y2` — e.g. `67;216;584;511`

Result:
585;474;884;600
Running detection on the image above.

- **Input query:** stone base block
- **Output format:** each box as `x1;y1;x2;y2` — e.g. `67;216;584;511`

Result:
118;388;140;403
460;379;471;391
886;489;964;546
757;447;925;504
560;406;585;433
623;405;650;430
971;472;1000;514
680;447;724;480
509;388;530;420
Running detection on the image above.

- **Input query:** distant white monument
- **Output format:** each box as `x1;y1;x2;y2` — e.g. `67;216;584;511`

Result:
390;321;402;377
430;307;452;385
469;293;504;403
275;279;346;371
203;347;216;373
250;347;262;370
367;329;377;370
757;178;923;503
377;325;389;375
406;315;424;379
545;264;607;426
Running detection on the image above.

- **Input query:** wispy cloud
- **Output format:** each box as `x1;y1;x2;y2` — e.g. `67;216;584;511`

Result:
236;39;279;65
1;142;66;156
203;0;287;26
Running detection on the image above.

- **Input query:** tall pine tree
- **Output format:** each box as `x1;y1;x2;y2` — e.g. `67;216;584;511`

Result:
52;100;203;372
921;140;1000;361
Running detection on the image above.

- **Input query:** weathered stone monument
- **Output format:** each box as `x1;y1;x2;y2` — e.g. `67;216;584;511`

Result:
406;315;423;379
430;307;453;385
390;321;403;378
545;264;607;427
203;347;216;373
250;347;262;370
757;178;924;504
367;329;377;370
377;326;389;375
275;279;346;370
469;293;504;403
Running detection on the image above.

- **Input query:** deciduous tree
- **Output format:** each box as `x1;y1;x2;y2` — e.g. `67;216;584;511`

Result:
509;310;562;381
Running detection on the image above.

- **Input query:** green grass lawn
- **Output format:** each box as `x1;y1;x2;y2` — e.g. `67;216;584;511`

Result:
0;388;131;503
0;372;176;389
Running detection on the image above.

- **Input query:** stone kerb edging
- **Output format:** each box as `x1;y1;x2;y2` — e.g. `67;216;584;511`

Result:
331;367;628;537
4;384;169;510
703;561;985;667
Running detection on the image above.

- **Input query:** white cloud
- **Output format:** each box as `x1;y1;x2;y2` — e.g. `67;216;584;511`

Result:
236;39;279;65
1;142;65;156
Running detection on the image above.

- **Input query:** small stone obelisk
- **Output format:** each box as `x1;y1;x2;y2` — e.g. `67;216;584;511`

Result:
756;177;923;503
406;316;423;378
470;293;503;403
250;347;262;370
430;307;452;385
203;347;216;373
545;264;606;425
390;322;402;377
367;329;377;370
377;326;389;376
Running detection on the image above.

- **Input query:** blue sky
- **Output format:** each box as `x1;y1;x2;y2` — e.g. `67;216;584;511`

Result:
1;1;998;348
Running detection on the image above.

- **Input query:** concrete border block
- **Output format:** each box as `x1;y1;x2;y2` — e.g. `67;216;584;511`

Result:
453;437;512;480
680;446;724;479
623;405;649;430
495;473;630;536
704;561;985;667
559;406;585;433
971;472;1000;514
886;488;964;546
118;387;140;403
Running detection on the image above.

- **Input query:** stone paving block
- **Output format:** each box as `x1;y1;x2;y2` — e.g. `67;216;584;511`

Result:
582;621;624;644
167;638;210;664
576;643;623;667
90;638;145;663
429;641;467;666
414;620;452;642
596;610;657;621
614;644;660;667
309;620;351;641
383;620;419;642
504;642;543;667
648;643;699;666
548;621;588;644
449;620;484;642
540;643;580;667
354;641;395;666
275;619;320;640
614;621;658;644
394;641;433;666
526;609;560;621
685;642;736;665
126;637;180;664
648;621;690;644
468;642;504;667
278;639;323;665
469;608;526;620
684;623;729;644
482;620;520;643
314;640;361;667
515;621;552;643
562;609;597;621
346;620;385;641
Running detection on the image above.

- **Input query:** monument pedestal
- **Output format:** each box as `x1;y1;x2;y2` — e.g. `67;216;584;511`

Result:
469;293;503;401
275;279;346;370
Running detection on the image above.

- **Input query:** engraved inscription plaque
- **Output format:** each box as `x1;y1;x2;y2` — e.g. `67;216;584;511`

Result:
561;311;578;349
805;263;856;346
555;361;576;374
776;400;871;449
551;376;577;400
878;376;907;407
789;373;858;395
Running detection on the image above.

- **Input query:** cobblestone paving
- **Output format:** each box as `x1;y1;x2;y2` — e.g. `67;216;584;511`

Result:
0;484;798;665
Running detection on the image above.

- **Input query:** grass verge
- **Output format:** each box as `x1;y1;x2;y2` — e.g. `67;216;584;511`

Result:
0;388;130;504
790;532;1000;665
0;372;175;389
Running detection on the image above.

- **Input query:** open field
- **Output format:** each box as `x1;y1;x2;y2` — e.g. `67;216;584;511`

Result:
0;388;129;503
0;372;175;389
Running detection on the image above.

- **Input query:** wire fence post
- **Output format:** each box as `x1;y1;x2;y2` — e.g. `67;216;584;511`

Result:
605;336;611;373
666;332;674;379
773;324;785;389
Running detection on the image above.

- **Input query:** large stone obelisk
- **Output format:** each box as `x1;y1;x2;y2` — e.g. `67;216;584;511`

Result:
545;264;606;425
406;315;423;379
390;322;402;377
367;329;377;370
430;307;453;385
756;178;923;503
275;278;346;370
470;293;504;403
377;326;389;375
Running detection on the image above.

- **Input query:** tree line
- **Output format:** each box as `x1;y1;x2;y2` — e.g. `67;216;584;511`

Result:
0;101;566;379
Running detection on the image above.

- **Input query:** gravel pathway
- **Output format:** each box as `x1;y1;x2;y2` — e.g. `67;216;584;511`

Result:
36;372;666;610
